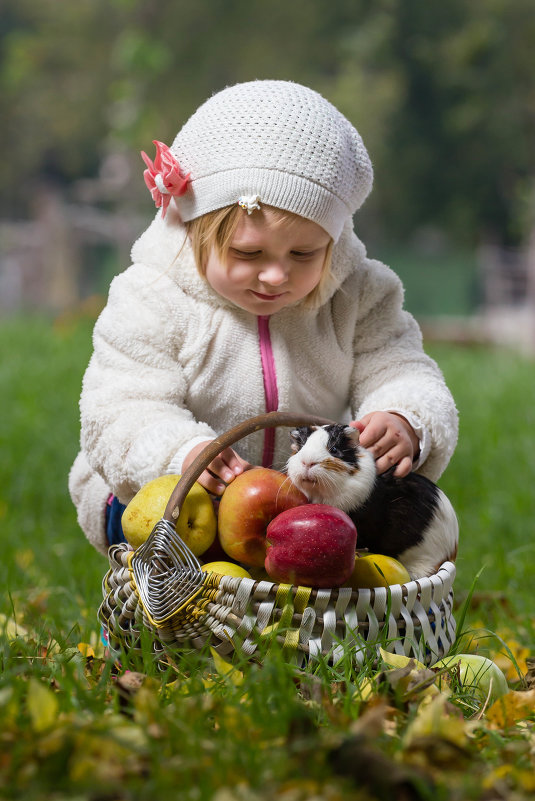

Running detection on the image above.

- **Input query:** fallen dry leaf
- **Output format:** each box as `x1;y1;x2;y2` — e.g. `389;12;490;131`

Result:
0;613;28;641
27;678;59;733
210;647;244;686
492;637;530;682
404;692;474;750
77;642;95;658
486;688;535;729
524;658;535;691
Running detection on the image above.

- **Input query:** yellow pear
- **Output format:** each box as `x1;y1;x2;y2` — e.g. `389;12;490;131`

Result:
122;474;216;555
201;561;252;579
343;553;410;590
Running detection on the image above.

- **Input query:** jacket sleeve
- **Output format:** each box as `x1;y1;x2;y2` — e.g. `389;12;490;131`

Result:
80;263;216;503
347;258;458;482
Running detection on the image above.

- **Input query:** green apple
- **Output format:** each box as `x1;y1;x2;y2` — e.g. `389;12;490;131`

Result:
433;653;508;704
122;474;216;555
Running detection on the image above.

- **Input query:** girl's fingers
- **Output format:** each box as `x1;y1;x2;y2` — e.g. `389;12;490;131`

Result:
356;422;387;449
393;456;413;478
198;452;254;495
374;442;413;475
353;412;418;476
182;442;252;495
219;447;251;476
196;469;227;496
206;455;235;483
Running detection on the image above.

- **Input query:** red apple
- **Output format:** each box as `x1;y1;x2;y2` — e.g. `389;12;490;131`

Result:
218;467;308;567
265;504;357;588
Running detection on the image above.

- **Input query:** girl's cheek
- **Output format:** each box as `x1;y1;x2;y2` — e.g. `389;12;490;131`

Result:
227;263;257;284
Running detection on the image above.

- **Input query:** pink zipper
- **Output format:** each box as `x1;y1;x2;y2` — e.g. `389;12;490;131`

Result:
257;315;279;467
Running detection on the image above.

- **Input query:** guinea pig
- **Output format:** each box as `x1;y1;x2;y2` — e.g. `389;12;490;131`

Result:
286;424;458;579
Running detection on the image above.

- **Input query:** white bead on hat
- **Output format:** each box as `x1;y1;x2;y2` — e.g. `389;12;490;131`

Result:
237;195;261;214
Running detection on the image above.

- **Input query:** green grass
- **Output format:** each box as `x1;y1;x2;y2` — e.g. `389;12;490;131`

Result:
0;315;104;635
428;343;535;626
1;314;534;800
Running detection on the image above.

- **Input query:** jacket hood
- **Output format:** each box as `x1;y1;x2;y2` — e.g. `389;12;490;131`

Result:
130;206;368;310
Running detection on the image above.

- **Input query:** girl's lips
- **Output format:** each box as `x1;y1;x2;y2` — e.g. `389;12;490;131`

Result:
250;290;286;301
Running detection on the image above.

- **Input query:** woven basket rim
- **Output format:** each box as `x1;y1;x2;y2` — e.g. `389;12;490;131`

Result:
115;536;455;604
200;557;456;598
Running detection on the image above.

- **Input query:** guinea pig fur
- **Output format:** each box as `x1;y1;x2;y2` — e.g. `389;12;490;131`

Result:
286;424;458;579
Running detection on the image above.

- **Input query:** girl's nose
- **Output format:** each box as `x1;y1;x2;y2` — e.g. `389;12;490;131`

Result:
258;263;288;286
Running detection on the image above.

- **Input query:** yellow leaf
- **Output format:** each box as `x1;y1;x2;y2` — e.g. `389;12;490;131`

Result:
404;692;473;749
354;676;377;701
486;689;535;729
379;647;426;671
27;678;59;732
483;763;535;793
0;686;19;726
77;642;95;658
0;612;28;641
259;622;280;638
377;649;442;701
210;647;244;686
493;640;530;682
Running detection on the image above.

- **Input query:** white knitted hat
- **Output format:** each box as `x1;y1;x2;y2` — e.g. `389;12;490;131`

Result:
169;80;373;242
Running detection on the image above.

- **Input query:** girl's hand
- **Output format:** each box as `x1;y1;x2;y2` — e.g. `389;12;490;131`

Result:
350;412;419;478
182;441;252;495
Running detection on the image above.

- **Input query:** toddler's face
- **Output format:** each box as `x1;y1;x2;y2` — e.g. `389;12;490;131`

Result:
204;208;331;315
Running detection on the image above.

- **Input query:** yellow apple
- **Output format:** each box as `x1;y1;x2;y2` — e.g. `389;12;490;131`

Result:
122;474;216;555
343;553;410;590
201;561;252;579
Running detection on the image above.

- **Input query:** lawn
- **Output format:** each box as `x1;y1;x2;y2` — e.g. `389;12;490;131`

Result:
1;313;534;800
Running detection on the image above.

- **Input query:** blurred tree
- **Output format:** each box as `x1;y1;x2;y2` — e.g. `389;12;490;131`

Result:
0;0;121;214
1;0;534;246
0;0;360;216
324;0;535;245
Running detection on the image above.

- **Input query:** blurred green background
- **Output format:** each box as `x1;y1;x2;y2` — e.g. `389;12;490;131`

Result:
1;0;534;319
1;1;534;633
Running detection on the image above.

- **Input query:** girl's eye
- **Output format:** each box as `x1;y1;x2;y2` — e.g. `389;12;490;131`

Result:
230;248;261;259
291;250;315;260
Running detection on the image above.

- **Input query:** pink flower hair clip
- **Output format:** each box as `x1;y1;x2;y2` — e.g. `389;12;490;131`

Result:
141;140;190;218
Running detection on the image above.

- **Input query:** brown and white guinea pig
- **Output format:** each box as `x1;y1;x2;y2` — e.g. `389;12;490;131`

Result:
286;424;458;579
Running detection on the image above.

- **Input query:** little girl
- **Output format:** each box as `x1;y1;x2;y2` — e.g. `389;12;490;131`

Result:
69;80;458;555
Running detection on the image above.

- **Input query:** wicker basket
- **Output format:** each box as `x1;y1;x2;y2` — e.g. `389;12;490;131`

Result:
98;412;456;667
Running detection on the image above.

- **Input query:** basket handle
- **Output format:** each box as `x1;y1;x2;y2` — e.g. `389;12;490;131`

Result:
163;410;335;523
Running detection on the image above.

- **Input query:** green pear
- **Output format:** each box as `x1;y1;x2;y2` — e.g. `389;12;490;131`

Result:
122;474;216;555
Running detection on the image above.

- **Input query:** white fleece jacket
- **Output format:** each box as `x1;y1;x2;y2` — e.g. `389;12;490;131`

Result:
69;210;458;554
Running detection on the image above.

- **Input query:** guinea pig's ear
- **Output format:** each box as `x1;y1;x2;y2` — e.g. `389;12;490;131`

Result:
290;426;313;452
289;428;301;452
344;425;360;446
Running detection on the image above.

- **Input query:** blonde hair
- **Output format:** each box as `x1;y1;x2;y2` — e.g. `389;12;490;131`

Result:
185;205;334;306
